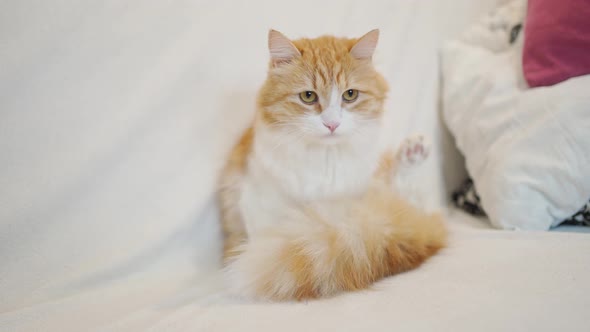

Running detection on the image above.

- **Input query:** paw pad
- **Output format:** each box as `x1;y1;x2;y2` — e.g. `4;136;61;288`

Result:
399;135;430;166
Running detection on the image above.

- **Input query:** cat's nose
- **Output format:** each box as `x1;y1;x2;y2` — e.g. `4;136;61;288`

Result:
323;121;340;133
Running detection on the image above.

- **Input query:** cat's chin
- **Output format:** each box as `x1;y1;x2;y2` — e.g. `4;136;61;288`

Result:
311;133;351;146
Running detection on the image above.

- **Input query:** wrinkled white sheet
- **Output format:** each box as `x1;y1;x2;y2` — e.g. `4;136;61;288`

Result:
1;1;589;331
442;0;590;231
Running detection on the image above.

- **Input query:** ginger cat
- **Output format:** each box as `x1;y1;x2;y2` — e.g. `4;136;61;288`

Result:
218;29;446;301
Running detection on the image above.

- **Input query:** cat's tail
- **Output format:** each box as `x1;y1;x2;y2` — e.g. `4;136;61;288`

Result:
224;184;447;301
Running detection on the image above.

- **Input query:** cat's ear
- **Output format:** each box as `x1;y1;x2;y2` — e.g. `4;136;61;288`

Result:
350;29;379;60
268;29;301;65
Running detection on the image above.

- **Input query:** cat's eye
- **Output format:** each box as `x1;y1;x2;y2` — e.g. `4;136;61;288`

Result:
299;91;318;104
342;89;359;102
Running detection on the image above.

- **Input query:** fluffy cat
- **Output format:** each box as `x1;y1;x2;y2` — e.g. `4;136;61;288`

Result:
218;29;446;301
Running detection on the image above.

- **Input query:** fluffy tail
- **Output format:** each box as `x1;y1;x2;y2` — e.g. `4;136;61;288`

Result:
224;184;447;301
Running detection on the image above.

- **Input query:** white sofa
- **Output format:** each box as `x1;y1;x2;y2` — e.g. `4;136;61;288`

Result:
1;1;589;331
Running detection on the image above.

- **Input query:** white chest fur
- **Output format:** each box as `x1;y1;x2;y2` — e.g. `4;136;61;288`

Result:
238;126;381;235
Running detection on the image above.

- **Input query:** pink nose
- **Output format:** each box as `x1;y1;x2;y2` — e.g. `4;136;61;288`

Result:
323;122;340;133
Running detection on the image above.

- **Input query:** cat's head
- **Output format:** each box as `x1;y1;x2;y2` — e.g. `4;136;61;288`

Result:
257;29;388;146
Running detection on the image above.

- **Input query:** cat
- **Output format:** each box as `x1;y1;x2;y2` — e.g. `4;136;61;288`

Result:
217;29;447;301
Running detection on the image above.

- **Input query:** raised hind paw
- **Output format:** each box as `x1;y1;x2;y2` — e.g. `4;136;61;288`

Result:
397;135;430;167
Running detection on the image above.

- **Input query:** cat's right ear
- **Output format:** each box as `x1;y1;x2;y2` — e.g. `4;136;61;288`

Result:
268;29;301;66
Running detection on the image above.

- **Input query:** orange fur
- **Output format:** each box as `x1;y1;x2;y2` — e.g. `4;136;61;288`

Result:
375;150;396;183
258;34;388;125
217;30;447;301
218;127;253;260
222;182;446;301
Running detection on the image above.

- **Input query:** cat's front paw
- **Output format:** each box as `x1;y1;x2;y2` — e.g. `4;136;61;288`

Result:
397;135;430;167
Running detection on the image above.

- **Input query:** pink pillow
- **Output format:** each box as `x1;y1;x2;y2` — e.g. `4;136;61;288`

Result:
523;0;590;87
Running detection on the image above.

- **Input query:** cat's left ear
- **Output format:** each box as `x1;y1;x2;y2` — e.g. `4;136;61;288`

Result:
350;29;379;60
268;29;301;66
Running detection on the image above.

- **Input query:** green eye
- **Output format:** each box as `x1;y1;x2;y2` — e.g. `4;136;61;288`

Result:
299;91;318;104
342;89;359;102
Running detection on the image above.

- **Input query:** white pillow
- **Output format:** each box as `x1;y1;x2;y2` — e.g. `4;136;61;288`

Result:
441;0;590;230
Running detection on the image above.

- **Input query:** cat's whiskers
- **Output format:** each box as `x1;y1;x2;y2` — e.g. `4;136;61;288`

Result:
268;130;305;153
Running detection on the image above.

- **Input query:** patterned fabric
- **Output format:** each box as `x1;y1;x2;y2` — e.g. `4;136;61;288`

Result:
451;178;486;216
452;178;590;226
562;201;590;226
